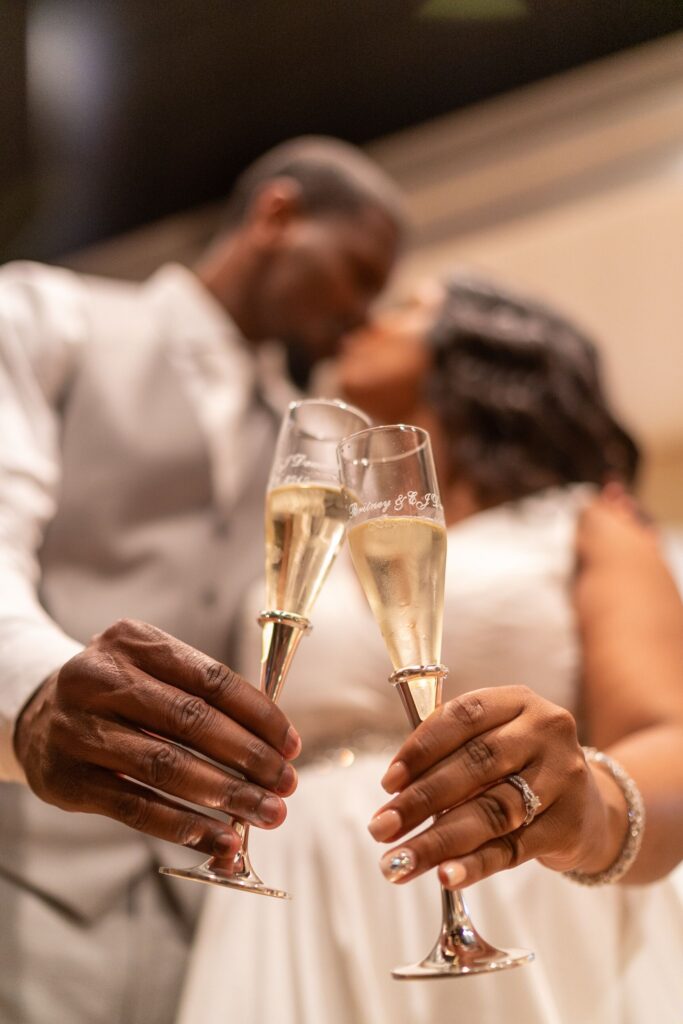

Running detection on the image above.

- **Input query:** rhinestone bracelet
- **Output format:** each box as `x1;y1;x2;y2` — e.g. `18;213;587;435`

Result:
563;747;645;886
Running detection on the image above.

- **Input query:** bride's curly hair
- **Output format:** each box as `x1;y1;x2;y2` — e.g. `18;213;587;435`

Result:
428;275;640;505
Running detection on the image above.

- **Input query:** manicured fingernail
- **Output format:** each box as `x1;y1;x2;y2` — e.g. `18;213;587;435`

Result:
212;831;238;858
283;726;302;759
259;795;284;825
439;860;467;888
275;763;297;795
381;760;409;793
368;808;402;842
380;847;416;882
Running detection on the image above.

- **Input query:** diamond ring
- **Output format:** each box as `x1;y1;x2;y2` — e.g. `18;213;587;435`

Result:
506;774;542;827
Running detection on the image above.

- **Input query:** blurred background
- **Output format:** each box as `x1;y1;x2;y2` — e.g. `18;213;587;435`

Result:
2;0;683;529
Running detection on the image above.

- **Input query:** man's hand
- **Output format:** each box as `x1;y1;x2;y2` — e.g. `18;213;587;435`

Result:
14;619;301;858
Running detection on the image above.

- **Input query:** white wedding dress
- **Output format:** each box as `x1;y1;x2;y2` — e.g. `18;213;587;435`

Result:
177;487;683;1024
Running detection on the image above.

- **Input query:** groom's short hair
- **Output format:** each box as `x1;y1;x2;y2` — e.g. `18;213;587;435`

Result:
221;136;406;232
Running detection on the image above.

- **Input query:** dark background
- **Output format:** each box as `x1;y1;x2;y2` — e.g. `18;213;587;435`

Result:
2;0;683;261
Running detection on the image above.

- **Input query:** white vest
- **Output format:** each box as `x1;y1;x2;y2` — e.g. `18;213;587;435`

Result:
0;273;276;921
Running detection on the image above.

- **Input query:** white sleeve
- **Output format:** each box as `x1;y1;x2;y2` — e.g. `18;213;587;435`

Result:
0;262;88;782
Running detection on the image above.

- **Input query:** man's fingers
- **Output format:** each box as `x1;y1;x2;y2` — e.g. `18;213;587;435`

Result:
26;624;303;851
66;764;241;857
77;722;288;828
86;665;299;795
95;619;300;759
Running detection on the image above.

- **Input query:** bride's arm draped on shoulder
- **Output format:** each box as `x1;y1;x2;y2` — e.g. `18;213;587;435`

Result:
177;272;683;1024
356;276;683;891
574;487;683;882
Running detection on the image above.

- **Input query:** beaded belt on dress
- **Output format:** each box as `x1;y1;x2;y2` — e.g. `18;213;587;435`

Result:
295;729;408;770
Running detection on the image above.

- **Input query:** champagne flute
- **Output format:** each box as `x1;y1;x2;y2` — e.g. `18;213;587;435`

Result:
160;398;370;897
338;424;534;977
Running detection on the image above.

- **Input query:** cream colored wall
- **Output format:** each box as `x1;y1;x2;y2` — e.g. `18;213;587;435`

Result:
369;34;683;523
394;174;683;443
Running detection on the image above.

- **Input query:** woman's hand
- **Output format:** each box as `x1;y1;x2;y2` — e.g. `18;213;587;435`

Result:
368;686;626;889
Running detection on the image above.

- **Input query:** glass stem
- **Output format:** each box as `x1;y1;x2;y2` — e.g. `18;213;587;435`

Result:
438;874;482;957
222;611;312;870
229;820;252;874
442;883;469;928
393;672;493;962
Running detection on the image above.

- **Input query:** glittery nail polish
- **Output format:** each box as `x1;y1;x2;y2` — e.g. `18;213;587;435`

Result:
380;848;416;882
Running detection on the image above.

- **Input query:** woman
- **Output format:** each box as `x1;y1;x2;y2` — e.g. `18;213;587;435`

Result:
177;276;683;1023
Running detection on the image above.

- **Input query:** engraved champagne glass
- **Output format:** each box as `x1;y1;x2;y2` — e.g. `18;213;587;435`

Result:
160;398;370;897
337;424;534;977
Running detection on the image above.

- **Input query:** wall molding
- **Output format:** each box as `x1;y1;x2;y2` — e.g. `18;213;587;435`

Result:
369;33;683;246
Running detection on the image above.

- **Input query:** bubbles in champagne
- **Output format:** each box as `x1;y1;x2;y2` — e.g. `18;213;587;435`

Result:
348;516;446;720
265;484;348;617
348;516;446;667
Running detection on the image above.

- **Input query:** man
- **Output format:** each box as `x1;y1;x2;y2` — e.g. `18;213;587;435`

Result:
0;137;404;1023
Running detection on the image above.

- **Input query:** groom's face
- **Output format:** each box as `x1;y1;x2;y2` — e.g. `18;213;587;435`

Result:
259;205;400;384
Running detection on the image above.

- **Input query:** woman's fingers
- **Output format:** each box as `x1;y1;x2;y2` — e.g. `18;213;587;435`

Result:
371;686;593;887
377;779;544;886
371;721;543;841
380;687;538;794
374;697;578;839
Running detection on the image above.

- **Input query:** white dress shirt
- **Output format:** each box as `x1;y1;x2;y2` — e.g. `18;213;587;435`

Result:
0;260;264;782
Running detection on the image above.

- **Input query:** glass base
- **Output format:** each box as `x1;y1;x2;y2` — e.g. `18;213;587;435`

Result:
392;946;533;979
158;860;290;900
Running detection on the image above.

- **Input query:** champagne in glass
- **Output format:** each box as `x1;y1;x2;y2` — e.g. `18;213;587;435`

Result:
160;399;370;897
265;482;348;618
348;515;446;721
338;424;534;977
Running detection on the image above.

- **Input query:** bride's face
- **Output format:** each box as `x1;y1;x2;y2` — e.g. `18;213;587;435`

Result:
335;291;462;505
335;293;439;426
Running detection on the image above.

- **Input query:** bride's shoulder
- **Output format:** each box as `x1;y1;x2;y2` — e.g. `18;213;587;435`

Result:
445;485;597;593
448;484;595;545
